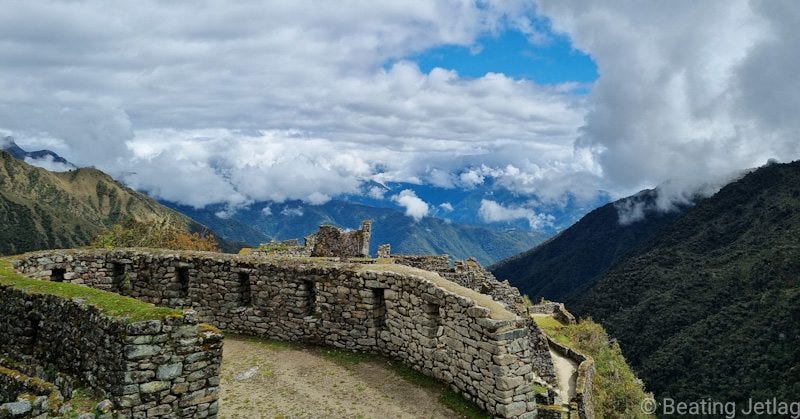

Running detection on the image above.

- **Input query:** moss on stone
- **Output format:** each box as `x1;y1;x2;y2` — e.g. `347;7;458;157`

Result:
0;258;182;322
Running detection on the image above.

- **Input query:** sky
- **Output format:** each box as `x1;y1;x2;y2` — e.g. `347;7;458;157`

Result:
1;0;799;226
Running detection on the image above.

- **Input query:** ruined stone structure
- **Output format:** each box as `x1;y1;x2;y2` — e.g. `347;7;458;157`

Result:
3;220;596;418
13;249;540;418
0;278;223;418
251;220;372;259
529;301;577;325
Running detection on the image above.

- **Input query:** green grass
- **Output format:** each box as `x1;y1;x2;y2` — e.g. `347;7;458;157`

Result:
533;384;549;395
319;348;376;365
0;258;182;322
534;315;653;419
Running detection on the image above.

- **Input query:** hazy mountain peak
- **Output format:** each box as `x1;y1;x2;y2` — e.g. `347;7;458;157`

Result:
0;136;77;172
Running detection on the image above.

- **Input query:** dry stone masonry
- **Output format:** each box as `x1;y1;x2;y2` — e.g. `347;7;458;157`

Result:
13;248;540;418
5;220;595;418
0;281;223;418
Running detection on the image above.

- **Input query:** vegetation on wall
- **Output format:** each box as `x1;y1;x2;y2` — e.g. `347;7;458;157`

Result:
92;218;219;252
535;315;653;419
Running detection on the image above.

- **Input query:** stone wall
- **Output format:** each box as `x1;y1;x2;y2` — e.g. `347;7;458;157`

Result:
391;253;558;387
0;282;223;418
0;364;62;417
13;249;538;418
547;335;595;419
529;301;576;325
390;254;452;271
309;220;372;258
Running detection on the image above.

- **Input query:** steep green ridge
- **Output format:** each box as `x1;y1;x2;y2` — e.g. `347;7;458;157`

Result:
571;161;800;402
168;200;548;265
490;189;685;301
0;151;214;255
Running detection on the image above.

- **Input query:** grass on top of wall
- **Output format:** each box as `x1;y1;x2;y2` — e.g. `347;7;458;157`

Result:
0;258;182;322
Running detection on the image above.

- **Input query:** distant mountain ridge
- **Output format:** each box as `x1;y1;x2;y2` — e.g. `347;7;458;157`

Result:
490;187;689;301
164;199;549;265
1;136;76;170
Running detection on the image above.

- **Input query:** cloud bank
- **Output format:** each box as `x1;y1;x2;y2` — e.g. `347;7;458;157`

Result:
539;0;800;195
1;0;799;225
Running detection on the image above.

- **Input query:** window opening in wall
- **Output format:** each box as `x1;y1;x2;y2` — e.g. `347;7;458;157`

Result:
50;268;66;282
371;288;386;329
422;302;441;338
111;262;126;291
177;267;190;298
238;272;252;306
304;280;316;316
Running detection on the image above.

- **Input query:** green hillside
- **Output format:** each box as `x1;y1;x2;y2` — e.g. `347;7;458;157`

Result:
0;150;213;255
570;161;800;403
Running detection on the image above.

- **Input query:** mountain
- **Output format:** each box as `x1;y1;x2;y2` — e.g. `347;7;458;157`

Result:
496;160;800;403
343;179;611;234
0;150;225;255
490;188;688;301
0;136;76;171
164;199;549;265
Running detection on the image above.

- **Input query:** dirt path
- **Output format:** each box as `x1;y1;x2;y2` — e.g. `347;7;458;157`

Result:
218;336;467;419
548;346;578;401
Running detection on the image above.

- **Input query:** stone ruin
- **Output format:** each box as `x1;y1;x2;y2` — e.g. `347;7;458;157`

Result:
1;220;595;418
251;220;372;259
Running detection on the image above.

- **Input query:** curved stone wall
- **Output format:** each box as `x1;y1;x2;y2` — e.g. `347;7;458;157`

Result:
13;249;539;418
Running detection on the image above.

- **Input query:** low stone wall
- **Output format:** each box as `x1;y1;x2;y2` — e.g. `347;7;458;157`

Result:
529;302;576;325
13;249;539;418
547;337;595;419
0;281;223;418
0;364;62;417
390;254;452;271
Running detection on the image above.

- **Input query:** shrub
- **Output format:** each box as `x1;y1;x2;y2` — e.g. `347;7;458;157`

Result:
91;218;219;252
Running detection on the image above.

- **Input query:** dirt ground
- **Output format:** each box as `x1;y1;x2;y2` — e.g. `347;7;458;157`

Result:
218;336;467;419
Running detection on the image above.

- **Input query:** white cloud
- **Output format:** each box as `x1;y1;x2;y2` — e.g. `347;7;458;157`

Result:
367;186;387;199
478;199;554;229
538;0;800;203
392;189;430;221
261;206;272;216
439;202;454;212
280;207;304;217
24;155;75;172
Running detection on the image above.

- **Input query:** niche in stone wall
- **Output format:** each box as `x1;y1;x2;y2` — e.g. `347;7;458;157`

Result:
27;312;42;347
177;267;190;298
303;280;317;316
50;268;66;282
371;288;386;328
238;272;252;307
111;262;127;292
421;302;442;338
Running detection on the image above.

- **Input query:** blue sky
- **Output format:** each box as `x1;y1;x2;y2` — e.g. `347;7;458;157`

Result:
412;29;598;85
